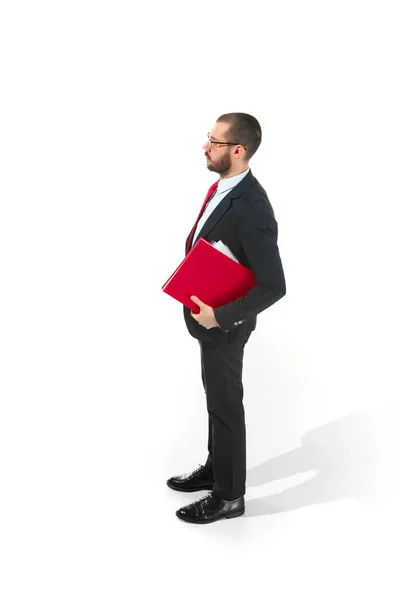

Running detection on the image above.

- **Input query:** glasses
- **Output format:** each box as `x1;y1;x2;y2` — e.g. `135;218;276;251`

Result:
206;132;247;151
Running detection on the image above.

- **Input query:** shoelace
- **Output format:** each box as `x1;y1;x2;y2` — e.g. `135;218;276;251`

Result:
187;463;206;479
196;493;213;503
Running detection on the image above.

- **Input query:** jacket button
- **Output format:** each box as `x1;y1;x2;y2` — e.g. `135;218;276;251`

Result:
234;322;238;326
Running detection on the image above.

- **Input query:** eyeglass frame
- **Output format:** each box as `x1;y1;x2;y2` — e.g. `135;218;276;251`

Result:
207;132;247;151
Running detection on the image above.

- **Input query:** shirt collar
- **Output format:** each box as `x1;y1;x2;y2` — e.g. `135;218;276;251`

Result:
216;167;250;194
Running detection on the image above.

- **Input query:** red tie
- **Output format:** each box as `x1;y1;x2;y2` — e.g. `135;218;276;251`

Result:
186;180;219;254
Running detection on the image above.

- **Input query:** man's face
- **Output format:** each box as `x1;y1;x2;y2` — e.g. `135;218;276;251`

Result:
202;122;234;175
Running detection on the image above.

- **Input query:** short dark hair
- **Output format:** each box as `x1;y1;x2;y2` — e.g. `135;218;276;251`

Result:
216;112;262;161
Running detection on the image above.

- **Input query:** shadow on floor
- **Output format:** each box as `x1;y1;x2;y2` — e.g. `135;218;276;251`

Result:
245;407;400;517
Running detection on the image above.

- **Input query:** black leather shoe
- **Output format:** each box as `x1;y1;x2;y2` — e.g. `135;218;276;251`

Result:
166;464;215;492
176;492;245;524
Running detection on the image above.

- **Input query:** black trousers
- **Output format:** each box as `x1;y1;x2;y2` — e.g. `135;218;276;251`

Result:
198;327;253;501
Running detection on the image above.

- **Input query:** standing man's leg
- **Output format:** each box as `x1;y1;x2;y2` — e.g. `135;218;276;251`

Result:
198;329;253;500
199;340;214;473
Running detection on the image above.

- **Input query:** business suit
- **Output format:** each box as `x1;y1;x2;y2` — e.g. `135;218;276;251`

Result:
183;167;286;501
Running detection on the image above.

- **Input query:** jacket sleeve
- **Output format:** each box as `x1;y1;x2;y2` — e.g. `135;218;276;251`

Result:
213;200;286;331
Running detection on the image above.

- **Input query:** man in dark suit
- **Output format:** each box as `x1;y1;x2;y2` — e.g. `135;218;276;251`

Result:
167;113;286;524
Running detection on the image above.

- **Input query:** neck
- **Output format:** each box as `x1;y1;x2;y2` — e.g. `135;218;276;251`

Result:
219;165;249;180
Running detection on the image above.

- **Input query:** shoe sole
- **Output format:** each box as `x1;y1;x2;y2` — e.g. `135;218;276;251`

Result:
176;508;245;524
166;480;215;492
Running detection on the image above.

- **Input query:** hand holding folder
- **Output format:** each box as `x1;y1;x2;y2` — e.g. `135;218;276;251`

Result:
161;238;257;314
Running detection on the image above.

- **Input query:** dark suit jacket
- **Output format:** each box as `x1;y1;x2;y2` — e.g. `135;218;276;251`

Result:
183;168;286;343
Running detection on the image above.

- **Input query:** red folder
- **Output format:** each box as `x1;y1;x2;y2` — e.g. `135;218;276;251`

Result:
161;238;257;314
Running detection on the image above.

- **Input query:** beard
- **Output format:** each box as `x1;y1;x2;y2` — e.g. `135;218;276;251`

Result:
205;150;232;175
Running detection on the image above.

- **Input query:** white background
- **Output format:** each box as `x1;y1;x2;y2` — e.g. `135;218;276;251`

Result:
1;1;399;598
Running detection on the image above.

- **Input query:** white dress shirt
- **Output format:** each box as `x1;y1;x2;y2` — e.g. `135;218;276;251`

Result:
191;167;249;248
